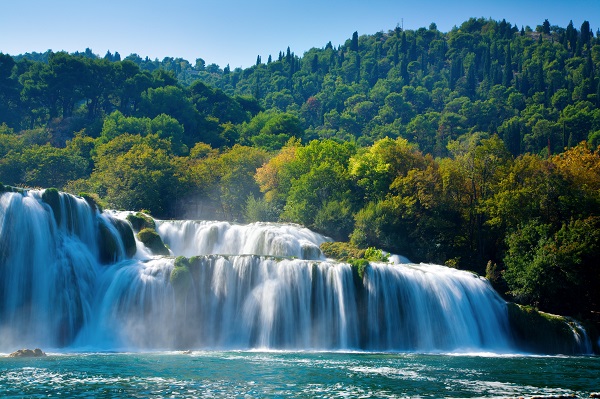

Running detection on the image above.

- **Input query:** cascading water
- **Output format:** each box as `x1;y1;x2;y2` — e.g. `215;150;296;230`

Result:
0;189;591;353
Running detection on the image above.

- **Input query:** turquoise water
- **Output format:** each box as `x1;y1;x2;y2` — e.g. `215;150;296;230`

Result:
1;352;598;398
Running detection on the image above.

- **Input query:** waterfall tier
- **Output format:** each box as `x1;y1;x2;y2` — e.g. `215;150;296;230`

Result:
0;189;590;353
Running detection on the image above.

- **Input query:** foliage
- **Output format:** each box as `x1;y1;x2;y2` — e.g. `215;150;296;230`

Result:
503;217;600;316
364;247;389;262
90;134;181;216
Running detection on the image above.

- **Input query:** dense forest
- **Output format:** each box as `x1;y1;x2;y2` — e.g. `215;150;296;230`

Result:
1;17;599;322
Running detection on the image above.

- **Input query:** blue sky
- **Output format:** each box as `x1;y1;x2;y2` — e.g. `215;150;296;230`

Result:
1;0;598;69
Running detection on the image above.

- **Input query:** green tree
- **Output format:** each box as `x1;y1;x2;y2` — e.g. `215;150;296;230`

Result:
91;134;180;216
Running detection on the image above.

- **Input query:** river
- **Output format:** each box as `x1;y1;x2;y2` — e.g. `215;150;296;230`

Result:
1;351;599;398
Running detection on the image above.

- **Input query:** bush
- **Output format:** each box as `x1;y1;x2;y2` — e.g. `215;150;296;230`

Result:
364;247;389;262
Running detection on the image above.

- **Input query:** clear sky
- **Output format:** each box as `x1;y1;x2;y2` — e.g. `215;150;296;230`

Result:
1;0;598;69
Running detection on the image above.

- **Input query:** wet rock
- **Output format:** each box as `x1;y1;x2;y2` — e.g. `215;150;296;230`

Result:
8;348;47;358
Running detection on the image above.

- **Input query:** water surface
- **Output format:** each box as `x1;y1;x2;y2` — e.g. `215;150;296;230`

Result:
1;352;598;398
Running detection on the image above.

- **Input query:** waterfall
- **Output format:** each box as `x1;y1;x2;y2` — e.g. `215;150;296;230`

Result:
0;190;128;349
0;189;591;353
156;219;328;259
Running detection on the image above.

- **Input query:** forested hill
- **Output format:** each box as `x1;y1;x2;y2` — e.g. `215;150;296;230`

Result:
4;18;600;155
1;18;600;322
197;18;600;156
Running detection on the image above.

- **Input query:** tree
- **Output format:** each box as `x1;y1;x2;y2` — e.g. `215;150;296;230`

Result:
350;31;359;52
349;137;425;202
542;19;551;35
212;145;269;220
278;140;356;232
504;217;600;316
0;53;21;128
90;134;180;216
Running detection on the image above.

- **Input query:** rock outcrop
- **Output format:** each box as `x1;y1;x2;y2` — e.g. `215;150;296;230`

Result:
8;348;47;358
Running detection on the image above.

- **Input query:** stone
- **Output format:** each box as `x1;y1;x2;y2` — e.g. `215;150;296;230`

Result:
8;348;47;358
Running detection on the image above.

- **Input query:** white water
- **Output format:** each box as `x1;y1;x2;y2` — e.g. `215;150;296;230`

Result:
0;190;589;353
156;219;328;259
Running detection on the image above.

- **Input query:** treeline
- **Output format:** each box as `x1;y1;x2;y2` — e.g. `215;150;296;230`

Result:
0;18;599;319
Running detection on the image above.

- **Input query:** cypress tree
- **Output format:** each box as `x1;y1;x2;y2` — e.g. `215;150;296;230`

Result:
503;44;512;86
400;57;409;84
466;62;477;97
311;54;319;73
596;77;600;107
580;21;591;49
566;21;577;52
535;60;545;93
286;47;292;64
542;19;551;35
351;31;359;52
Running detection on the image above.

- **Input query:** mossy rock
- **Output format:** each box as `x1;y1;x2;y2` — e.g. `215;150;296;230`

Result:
79;192;103;213
349;258;369;281
137;228;169;256
507;303;588;355
0;183;25;195
320;242;365;261
97;218;137;263
170;256;192;296
126;212;156;232
112;218;137;258
98;220;120;264
174;256;190;269
41;188;61;224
